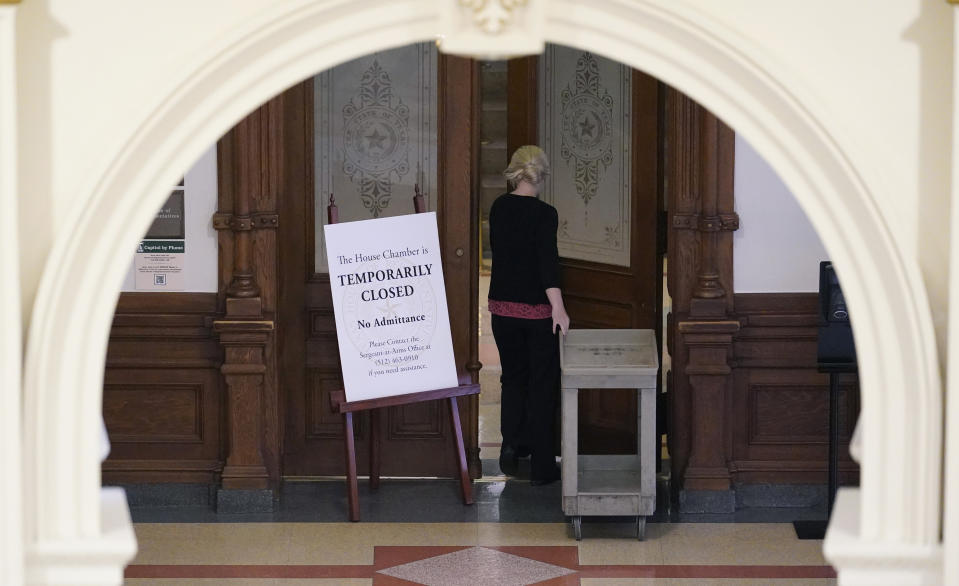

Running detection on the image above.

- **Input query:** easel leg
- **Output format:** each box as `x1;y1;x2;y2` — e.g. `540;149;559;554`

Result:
448;397;473;505
343;412;360;522
370;408;381;490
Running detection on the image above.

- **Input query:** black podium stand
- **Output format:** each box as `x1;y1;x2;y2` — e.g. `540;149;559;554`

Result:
794;261;857;540
793;363;855;540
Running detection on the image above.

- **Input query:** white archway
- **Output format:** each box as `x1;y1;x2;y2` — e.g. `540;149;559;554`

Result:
21;1;943;582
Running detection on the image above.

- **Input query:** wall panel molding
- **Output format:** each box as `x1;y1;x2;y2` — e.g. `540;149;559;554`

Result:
746;382;857;445
102;293;223;486
305;370;357;440
104;383;203;444
101;459;222;485
388;402;444;439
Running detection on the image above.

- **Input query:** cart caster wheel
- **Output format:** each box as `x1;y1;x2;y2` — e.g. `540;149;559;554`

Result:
636;516;646;541
572;516;582;541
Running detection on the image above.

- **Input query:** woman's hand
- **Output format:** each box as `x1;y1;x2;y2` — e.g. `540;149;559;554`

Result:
546;287;570;336
552;305;570;336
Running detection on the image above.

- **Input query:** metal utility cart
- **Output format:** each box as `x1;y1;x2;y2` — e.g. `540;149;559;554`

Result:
560;329;659;540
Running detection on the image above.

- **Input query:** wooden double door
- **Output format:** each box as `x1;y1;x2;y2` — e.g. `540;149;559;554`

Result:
273;47;662;478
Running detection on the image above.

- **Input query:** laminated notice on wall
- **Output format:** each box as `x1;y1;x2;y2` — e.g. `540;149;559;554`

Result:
324;212;458;402
134;240;185;290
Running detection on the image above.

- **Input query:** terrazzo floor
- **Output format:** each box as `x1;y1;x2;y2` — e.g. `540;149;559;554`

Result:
125;521;835;584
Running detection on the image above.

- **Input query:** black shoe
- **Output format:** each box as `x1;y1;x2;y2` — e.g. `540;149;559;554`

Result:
499;445;519;476
530;466;561;486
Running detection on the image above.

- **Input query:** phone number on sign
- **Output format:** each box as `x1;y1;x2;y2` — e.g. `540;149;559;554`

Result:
374;354;419;367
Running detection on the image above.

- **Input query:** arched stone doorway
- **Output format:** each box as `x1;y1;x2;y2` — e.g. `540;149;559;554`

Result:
19;2;943;583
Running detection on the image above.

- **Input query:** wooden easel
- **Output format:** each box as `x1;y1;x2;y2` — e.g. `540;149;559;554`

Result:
326;187;480;521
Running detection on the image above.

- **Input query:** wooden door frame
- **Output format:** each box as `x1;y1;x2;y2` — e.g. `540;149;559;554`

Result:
506;57;538;157
437;56;483;476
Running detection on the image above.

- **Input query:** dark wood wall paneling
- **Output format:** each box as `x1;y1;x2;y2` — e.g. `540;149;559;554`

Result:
102;293;223;484
729;293;860;484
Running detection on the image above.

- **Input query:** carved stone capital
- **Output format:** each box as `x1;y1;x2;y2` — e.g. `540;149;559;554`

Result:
439;0;544;58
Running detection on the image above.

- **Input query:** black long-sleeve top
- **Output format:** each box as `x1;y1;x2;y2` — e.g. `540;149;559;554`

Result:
488;193;561;306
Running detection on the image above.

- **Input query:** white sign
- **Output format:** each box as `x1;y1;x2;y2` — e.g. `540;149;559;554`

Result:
134;240;185;290
324;212;458;401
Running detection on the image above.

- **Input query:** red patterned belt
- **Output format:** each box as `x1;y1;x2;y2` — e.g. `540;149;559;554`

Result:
488;299;552;320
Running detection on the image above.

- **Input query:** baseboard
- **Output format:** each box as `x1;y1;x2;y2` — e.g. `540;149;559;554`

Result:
735;483;826;509
216;488;274;513
679;489;736;513
112;482;213;507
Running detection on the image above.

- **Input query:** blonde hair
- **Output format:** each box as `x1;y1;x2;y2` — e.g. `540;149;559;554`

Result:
504;145;550;186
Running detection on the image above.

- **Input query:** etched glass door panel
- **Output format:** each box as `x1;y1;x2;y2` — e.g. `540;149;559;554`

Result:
315;43;438;271
539;45;632;267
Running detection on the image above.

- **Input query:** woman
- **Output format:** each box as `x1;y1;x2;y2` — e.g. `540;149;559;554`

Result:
488;145;570;486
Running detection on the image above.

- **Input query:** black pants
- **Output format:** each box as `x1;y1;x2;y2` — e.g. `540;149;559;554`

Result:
491;314;560;480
